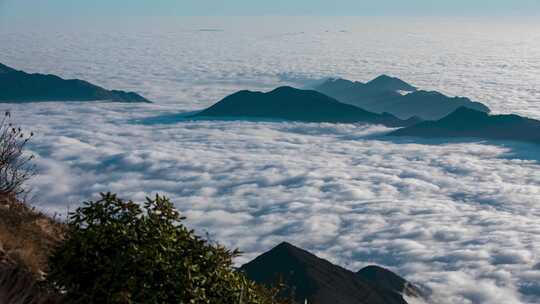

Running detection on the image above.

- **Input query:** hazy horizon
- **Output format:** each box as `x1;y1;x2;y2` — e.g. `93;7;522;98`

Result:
2;0;540;25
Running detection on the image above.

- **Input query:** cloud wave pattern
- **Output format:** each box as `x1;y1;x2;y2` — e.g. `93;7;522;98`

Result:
0;102;538;303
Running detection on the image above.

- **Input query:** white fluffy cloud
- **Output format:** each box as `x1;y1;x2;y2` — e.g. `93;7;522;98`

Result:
2;101;539;303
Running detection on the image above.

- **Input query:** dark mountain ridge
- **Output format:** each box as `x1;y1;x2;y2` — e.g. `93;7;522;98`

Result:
357;265;426;299
381;90;491;120
313;76;490;120
0;63;150;103
193;86;419;127
241;242;426;304
0;63;16;74
389;107;540;144
364;74;418;92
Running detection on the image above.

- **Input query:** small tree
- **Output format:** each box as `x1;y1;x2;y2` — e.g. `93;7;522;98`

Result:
47;193;286;304
0;111;34;199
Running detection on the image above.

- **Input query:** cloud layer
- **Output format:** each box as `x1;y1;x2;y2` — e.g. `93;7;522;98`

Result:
1;17;540;118
2;101;538;303
1;17;540;303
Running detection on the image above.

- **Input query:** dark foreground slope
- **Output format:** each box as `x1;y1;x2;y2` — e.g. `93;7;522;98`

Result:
193;86;418;127
314;76;490;120
0;63;150;103
0;195;64;303
241;242;425;304
389;107;540;144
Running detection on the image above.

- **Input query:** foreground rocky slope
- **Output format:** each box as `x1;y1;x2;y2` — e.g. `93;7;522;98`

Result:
0;195;64;303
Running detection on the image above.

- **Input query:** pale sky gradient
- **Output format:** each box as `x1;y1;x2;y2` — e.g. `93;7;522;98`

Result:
1;0;540;21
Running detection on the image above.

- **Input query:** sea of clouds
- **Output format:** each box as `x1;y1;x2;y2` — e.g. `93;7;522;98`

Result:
1;17;540;303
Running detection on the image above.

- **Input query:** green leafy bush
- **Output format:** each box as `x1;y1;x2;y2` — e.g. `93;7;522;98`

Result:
47;193;284;304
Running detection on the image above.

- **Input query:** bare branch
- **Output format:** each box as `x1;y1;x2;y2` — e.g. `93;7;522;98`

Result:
0;111;35;199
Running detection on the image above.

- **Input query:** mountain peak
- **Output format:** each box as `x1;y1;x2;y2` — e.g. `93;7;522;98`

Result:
241;243;417;304
371;74;396;81
366;75;417;92
327;77;356;85
273;241;297;250
268;86;302;94
248;241;318;266
441;106;490;121
315;77;358;92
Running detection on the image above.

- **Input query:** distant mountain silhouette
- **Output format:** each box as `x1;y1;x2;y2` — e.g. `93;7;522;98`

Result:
314;78;404;110
365;75;417;92
193;86;419;127
389;107;540;144
313;76;490;120
0;63;150;103
240;242;425;304
378;90;490;121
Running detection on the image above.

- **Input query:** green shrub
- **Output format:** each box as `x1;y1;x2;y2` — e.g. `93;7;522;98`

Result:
47;193;284;304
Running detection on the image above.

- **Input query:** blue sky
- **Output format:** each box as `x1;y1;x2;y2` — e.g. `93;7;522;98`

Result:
1;0;540;20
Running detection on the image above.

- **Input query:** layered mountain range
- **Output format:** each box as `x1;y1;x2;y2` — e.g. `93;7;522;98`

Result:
0;63;150;103
312;75;490;121
2;62;538;145
241;242;428;304
193;86;420;127
193;74;540;144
